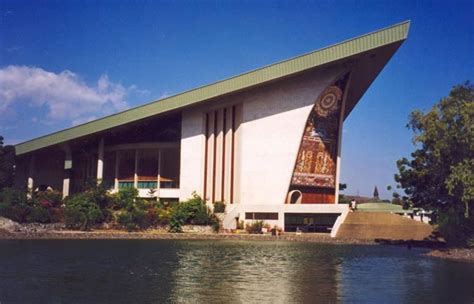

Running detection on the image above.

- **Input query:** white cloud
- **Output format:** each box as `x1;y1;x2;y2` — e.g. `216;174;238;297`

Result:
0;65;135;125
72;115;98;126
159;92;171;99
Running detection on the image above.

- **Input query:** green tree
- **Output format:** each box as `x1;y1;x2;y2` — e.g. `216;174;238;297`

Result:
395;82;473;244
338;183;349;204
392;192;401;205
0;136;15;190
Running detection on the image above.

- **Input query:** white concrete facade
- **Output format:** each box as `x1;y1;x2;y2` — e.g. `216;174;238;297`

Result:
14;22;410;233
180;65;347;229
238;66;343;206
16;64;348;232
180;108;206;202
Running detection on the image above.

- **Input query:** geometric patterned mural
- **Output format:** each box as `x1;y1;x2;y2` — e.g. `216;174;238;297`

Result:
288;75;348;204
291;85;342;188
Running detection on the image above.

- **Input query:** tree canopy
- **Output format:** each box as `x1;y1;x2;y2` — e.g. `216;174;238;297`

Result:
0;136;15;190
395;82;473;244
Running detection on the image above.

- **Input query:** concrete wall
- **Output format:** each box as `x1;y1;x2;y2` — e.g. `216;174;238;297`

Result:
239;66;342;206
180;109;205;201
180;65;344;205
240;203;348;231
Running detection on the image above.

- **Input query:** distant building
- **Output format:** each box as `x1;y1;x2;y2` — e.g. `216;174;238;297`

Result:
13;22;410;231
345;195;373;204
373;186;380;200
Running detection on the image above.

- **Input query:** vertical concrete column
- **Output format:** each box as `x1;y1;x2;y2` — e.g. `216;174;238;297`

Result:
206;111;215;203
278;211;285;230
27;153;35;198
335;73;352;204
62;146;72;199
215;109;224;202
114;151;120;191
134;149;139;188
224;107;233;203
233;104;243;205
96;138;104;184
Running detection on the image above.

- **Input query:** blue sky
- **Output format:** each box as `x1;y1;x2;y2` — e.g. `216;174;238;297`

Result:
1;0;473;198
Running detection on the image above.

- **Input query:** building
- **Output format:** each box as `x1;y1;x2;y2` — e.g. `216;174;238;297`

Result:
13;21;410;232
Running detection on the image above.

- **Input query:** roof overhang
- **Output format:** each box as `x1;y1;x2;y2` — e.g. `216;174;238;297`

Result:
15;21;410;155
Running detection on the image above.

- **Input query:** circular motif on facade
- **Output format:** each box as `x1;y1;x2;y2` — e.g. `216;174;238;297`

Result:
315;86;342;117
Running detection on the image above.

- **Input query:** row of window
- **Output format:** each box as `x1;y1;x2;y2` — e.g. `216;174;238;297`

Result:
245;212;279;220
118;181;178;189
244;213;340;224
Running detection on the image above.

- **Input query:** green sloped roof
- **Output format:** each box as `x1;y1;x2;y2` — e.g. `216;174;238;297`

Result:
15;21;410;155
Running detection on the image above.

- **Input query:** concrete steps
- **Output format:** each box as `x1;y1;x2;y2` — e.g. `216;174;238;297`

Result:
222;205;241;230
336;212;433;240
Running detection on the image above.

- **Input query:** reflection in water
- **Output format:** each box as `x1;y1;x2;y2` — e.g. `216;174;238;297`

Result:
169;242;339;303
336;246;474;303
0;240;473;303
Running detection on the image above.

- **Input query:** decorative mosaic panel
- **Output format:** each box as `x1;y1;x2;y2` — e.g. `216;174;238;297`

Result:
290;85;343;189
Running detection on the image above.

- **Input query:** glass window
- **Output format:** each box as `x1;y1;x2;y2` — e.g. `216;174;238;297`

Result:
245;213;279;220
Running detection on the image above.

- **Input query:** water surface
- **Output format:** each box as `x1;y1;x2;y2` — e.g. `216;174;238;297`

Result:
0;240;473;303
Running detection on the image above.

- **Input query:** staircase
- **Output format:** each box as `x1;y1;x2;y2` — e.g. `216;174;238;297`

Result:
222;204;242;230
336;212;433;240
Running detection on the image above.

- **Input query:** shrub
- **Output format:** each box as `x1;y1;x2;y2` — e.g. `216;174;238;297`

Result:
20;190;65;224
0;202;30;223
117;211;134;231
168;193;213;232
213;201;226;213
246;220;264;234
0;188;30;223
101;208;113;223
88;184;112;210
0;187;28;207
49;207;64;223
144;207;159;227
338;195;350;204
158;208;172;225
64;207;86;229
64;193;103;230
63;184;121;229
33;191;63;208
113;188;139;211
117;209;150;231
169;206;187;233
132;209;149;229
27;206;51;223
210;214;220;233
437;207;474;246
192;209;212;225
112;189;166;230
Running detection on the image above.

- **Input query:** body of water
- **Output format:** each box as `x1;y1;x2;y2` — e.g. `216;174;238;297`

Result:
0;240;473;303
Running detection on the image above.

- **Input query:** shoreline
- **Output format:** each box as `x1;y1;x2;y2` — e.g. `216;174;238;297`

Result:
0;229;376;244
424;248;474;263
2;228;473;263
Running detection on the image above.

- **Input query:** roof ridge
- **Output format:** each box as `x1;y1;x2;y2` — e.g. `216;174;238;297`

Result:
15;21;410;155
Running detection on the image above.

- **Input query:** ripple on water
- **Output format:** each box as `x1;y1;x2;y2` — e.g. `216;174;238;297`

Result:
0;240;473;303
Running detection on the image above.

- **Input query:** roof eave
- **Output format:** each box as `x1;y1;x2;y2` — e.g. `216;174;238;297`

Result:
15;20;410;155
